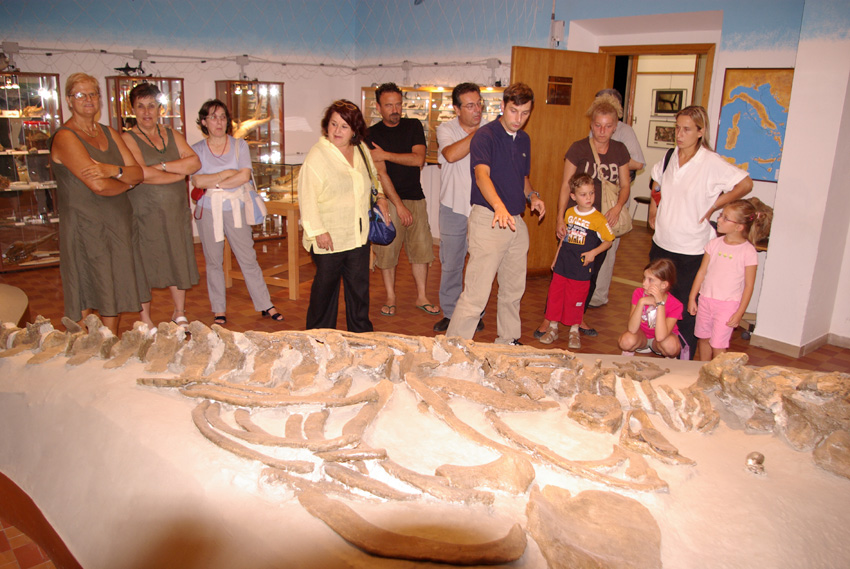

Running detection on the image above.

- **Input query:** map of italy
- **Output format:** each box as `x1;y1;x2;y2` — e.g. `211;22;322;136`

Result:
716;69;793;182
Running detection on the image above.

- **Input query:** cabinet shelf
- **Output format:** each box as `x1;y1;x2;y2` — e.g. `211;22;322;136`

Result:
362;85;504;164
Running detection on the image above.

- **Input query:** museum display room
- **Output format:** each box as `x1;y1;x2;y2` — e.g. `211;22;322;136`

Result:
1;1;849;568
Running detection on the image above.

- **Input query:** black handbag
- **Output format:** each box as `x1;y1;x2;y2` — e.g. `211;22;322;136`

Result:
357;145;396;246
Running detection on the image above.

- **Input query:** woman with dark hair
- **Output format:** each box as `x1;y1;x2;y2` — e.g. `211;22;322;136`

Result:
648;105;752;357
49;72;145;335
190;99;282;326
298;99;389;331
122;82;200;330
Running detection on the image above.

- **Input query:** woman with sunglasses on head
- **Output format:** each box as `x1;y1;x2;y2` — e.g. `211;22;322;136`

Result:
49;72;145;335
298;99;389;332
122;82;201;331
190;99;283;327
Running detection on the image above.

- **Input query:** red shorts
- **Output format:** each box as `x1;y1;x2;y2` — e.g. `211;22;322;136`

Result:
545;273;589;326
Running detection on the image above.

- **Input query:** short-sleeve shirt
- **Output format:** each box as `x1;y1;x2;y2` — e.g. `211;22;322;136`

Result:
192;136;252;211
368;118;426;200
650;146;749;255
553;206;615;281
632;288;683;339
699;236;758;302
469;119;531;216
565;137;630;211
437;116;487;217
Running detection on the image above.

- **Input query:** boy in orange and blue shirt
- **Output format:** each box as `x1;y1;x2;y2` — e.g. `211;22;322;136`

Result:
540;173;614;349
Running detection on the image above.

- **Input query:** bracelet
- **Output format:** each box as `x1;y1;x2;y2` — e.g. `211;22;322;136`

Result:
526;190;540;203
161;162;167;172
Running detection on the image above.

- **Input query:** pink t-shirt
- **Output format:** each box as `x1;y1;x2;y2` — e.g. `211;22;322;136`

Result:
631;288;683;339
700;237;758;302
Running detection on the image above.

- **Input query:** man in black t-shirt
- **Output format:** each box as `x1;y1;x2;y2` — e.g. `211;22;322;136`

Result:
368;83;438;318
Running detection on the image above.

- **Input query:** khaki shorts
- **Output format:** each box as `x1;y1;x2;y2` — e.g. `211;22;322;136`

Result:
374;199;435;268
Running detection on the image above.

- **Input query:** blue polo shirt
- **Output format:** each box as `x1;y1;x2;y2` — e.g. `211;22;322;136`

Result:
469;118;531;216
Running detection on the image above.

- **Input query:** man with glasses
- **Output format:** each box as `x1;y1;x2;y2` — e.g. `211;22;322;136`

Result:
369;82;439;318
447;83;545;344
433;83;486;333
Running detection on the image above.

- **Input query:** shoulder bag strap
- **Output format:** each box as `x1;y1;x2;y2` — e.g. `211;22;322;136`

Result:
355;143;379;206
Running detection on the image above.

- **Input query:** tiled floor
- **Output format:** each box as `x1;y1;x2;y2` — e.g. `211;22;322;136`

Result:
1;222;849;565
1;222;848;372
0;517;54;569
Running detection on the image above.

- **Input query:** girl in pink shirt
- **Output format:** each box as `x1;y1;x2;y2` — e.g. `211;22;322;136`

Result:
688;199;773;360
620;258;684;357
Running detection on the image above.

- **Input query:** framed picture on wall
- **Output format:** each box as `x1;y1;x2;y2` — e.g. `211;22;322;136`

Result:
648;119;676;148
652;89;687;116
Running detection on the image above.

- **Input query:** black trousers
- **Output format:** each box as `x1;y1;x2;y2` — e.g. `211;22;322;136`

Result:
306;243;373;333
583;249;608;312
649;242;703;359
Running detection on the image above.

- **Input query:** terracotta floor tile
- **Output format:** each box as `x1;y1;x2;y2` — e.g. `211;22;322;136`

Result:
12;542;44;569
6;533;30;550
0;224;848;373
0;549;16;563
0;532;10;553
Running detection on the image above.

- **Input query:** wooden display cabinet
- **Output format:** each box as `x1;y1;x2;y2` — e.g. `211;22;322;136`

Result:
105;76;186;133
215;80;287;239
362;85;504;163
0;71;63;271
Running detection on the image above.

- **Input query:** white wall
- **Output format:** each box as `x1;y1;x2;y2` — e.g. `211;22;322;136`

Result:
752;32;850;352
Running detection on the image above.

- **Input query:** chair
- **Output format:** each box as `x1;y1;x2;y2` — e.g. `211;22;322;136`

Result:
631;195;651;219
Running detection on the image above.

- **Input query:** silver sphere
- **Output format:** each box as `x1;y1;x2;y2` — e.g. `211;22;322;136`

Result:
746;451;765;475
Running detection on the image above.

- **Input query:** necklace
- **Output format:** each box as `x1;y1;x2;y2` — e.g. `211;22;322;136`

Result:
207;137;228;158
76;121;99;138
136;124;167;155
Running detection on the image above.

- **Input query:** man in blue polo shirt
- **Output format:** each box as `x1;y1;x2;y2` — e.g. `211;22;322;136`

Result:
446;83;545;344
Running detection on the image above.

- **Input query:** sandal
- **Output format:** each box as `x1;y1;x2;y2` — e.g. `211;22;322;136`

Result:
262;307;284;322
172;315;189;331
213;315;227;326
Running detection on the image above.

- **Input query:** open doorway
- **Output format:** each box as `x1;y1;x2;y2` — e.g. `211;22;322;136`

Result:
600;44;716;221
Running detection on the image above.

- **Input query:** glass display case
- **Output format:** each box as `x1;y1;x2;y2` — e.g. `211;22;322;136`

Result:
106;76;185;133
0;72;63;271
362;85;504;163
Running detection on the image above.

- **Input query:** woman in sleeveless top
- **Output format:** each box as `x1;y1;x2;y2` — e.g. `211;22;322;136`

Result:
121;82;201;331
48;72;145;335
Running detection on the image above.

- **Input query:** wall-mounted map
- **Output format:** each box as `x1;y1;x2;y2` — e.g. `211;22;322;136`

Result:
716;68;794;182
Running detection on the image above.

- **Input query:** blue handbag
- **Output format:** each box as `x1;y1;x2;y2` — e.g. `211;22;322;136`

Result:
357;145;396;245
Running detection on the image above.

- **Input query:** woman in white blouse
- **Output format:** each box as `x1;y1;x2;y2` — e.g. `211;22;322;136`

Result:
648;105;753;357
298;100;389;331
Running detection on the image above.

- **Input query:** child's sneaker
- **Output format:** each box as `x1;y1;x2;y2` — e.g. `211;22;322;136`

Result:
621;350;635;356
539;327;559;344
568;329;581;349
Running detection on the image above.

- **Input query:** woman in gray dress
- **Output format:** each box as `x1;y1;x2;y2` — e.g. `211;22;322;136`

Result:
122;82;201;331
49;72;145;335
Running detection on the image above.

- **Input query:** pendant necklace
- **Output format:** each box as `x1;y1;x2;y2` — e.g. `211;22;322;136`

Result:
77;121;99;138
137;124;167;155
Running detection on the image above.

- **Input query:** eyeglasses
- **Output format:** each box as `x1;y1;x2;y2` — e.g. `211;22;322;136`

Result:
460;100;484;111
71;92;99;101
717;213;742;223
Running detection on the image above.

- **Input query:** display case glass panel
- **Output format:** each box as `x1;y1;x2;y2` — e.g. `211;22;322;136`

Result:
0;72;63;271
106;76;185;133
361;85;503;163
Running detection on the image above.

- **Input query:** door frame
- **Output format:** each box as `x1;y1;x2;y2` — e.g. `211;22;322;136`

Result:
599;44;716;120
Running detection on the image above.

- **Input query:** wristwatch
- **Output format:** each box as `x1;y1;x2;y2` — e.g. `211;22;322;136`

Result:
114;167;123;180
526;190;540;203
657;299;666;307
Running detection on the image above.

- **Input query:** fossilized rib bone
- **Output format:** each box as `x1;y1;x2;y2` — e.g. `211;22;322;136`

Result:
191;400;314;473
485;410;669;492
378;459;495;505
297;490;527;565
620;409;696;465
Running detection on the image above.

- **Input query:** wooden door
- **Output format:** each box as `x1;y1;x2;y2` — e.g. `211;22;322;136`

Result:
510;47;611;272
